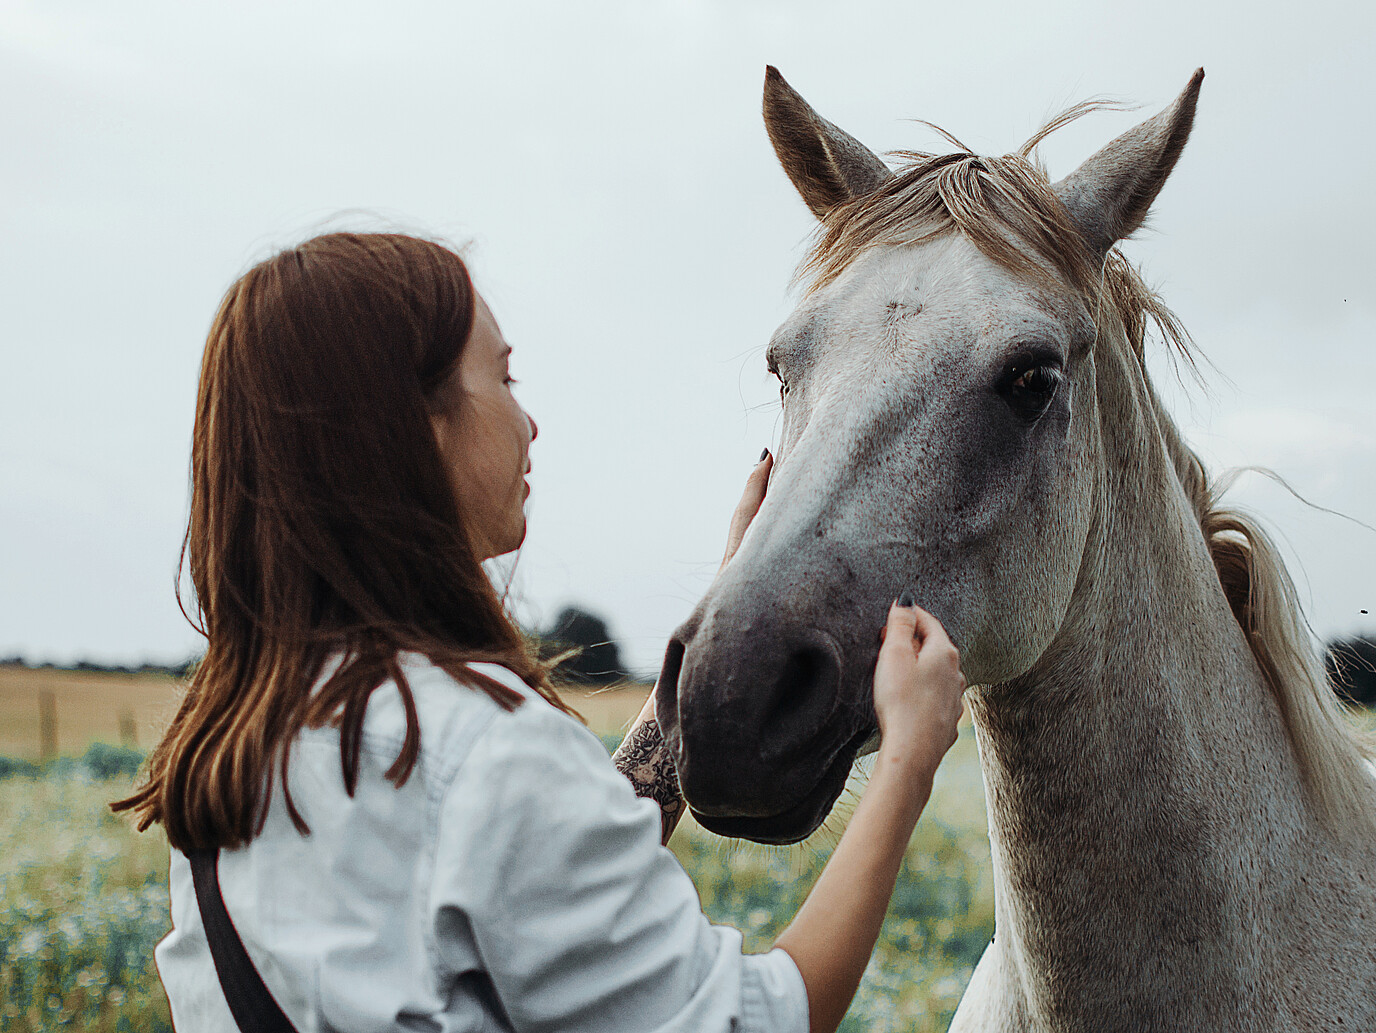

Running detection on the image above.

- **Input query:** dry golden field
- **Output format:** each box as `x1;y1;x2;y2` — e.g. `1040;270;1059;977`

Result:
0;667;182;760
0;665;650;760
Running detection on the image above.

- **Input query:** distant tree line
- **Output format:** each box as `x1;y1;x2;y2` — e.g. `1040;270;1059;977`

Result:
0;656;197;678
530;605;632;684
5;631;1372;703
1327;636;1376;708
0;604;636;687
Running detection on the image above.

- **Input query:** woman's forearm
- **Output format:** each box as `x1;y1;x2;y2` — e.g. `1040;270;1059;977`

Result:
773;748;934;1033
612;694;684;845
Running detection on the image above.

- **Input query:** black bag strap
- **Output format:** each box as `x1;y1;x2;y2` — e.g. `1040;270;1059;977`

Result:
187;848;300;1033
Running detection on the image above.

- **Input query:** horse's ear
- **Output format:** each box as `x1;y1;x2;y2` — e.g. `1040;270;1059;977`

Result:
763;66;893;221
1052;69;1204;257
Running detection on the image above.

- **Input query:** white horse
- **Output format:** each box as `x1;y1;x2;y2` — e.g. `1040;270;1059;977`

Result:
659;68;1376;1030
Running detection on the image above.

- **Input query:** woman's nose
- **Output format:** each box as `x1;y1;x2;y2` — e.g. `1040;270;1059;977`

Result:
526;412;538;442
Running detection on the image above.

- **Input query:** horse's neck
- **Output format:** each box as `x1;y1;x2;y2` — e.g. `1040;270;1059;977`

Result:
968;456;1320;1014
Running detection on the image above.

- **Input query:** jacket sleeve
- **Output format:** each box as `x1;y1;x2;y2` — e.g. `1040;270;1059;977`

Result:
428;690;809;1033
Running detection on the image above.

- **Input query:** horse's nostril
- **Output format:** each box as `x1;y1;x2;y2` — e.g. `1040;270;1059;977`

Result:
655;637;687;742
760;642;840;762
672;618;849;823
779;648;825;702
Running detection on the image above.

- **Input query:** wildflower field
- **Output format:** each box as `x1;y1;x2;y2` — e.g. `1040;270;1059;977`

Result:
0;731;993;1033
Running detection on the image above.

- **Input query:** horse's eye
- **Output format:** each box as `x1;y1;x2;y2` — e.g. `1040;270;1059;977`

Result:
1001;361;1062;420
1012;366;1057;394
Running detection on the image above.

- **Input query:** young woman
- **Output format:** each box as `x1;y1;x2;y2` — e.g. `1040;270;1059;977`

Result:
115;232;967;1033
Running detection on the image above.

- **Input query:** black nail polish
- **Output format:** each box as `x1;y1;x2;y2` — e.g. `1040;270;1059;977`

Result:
897;589;915;608
758;448;770;463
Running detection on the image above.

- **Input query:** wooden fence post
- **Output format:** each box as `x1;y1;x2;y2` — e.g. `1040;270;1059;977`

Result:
119;708;138;749
38;690;57;761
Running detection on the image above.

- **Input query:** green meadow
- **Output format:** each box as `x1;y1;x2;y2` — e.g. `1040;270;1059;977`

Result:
0;730;992;1033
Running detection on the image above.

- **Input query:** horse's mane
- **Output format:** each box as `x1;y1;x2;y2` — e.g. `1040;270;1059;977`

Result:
797;106;1104;298
1163;421;1376;837
800;107;1376;837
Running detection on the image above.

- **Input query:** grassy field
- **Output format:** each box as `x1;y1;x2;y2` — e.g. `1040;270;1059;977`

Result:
0;670;993;1033
7;666;1373;1031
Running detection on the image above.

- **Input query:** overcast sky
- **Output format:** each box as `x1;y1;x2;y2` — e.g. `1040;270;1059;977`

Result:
2;0;1372;674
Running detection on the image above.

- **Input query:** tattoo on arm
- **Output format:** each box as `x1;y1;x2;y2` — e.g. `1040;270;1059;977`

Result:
612;718;684;845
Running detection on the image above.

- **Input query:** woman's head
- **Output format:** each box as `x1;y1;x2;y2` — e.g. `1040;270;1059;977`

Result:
115;232;570;850
188;231;541;644
429;292;539;560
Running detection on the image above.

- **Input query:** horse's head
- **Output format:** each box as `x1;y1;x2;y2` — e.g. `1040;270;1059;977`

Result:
660;67;1203;843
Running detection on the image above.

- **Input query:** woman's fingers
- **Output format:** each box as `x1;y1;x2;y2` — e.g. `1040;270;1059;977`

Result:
909;604;950;652
880;597;919;658
912;605;962;695
872;597;967;765
720;449;772;570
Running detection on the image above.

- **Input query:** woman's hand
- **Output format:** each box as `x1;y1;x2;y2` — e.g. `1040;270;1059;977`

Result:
873;594;966;774
719;449;772;572
774;597;966;1033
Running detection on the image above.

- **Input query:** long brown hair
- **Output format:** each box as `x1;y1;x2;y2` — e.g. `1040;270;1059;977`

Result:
113;232;576;851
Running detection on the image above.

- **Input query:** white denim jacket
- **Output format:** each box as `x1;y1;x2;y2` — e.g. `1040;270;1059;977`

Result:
156;655;809;1033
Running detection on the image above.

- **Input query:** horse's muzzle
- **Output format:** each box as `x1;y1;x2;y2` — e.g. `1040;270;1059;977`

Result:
658;601;868;843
